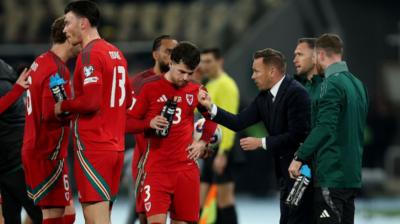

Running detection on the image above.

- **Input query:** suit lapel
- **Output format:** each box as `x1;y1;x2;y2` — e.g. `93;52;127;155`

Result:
270;76;292;128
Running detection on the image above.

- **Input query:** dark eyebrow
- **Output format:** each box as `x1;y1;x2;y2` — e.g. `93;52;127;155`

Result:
178;68;193;74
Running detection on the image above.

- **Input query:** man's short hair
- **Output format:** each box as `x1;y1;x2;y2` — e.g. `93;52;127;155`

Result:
51;17;67;44
171;41;200;71
152;35;175;52
201;48;222;60
316;33;343;56
298;38;317;49
253;48;286;73
64;0;100;27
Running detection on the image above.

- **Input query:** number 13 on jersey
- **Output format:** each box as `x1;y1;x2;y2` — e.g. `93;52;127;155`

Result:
110;65;126;108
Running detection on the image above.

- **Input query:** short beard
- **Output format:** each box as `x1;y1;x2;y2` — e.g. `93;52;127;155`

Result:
159;62;170;73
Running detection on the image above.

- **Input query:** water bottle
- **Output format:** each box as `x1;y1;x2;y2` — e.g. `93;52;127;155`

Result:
286;165;311;207
155;98;177;137
49;73;69;115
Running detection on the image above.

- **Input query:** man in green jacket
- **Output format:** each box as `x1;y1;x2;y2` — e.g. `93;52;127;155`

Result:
293;37;324;127
289;33;369;224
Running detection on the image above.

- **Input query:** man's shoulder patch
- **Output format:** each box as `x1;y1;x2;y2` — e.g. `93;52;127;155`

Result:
83;65;94;77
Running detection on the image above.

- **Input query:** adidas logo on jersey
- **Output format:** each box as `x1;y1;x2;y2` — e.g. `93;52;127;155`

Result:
157;95;168;103
320;209;330;218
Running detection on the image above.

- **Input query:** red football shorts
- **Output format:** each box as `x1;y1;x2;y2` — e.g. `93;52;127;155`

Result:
141;167;200;222
22;156;72;207
74;150;124;203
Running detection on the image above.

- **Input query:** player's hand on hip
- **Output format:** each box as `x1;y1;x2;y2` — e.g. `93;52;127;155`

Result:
150;115;169;130
187;140;207;160
197;87;212;110
213;153;228;175
16;68;30;89
240;137;262;150
288;159;302;179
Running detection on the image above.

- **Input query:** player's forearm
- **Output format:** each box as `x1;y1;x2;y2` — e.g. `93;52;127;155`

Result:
61;85;101;113
42;96;59;122
0;84;25;114
200;119;218;143
126;116;151;133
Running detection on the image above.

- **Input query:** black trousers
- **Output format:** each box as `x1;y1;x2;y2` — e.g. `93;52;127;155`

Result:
0;167;42;224
314;187;359;224
280;180;314;224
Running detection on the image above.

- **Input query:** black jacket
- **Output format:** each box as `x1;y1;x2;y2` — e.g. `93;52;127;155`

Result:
0;59;25;174
213;75;311;188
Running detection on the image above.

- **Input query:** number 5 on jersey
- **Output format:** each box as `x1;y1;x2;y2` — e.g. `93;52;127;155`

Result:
110;65;126;108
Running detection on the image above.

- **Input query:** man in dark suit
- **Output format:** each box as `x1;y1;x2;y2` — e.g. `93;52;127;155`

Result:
198;48;313;224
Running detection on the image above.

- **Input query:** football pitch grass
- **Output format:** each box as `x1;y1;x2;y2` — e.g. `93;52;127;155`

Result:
71;195;400;223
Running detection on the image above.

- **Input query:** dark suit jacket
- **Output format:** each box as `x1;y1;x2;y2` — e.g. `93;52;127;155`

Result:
213;75;311;188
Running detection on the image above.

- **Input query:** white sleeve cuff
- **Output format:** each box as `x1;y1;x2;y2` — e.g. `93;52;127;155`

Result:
262;137;267;150
210;104;218;119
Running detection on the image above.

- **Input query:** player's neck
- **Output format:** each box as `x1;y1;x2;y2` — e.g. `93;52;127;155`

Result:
210;68;223;80
82;28;101;48
153;64;161;75
306;67;318;80
50;44;69;63
165;71;173;83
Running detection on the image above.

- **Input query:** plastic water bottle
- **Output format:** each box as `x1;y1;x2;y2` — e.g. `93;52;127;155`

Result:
286;165;311;207
155;98;177;137
49;73;68;115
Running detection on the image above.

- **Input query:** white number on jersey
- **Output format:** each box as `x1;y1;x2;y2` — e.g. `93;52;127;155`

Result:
26;76;33;115
110;66;126;108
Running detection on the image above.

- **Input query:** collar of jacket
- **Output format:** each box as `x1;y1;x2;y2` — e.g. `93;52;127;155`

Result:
325;61;349;78
311;74;324;83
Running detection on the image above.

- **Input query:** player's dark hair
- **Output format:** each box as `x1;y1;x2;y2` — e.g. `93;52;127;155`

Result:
298;38;316;49
51;16;67;44
253;48;286;73
64;0;100;27
171;41;200;71
316;33;343;56
152;35;174;52
201;48;222;60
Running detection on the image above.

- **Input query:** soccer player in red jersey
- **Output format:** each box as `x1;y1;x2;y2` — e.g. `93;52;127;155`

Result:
59;1;133;223
129;42;217;224
0;67;29;114
22;17;79;224
126;35;178;224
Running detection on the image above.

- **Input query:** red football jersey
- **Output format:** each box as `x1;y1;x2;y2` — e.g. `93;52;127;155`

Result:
22;51;71;159
129;75;217;173
127;68;158;178
61;39;132;152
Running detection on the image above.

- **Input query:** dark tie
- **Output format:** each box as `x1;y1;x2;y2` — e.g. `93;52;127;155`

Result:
267;91;273;104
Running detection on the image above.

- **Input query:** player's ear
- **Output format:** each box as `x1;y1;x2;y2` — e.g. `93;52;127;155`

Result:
219;58;224;67
152;51;158;61
79;17;85;30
